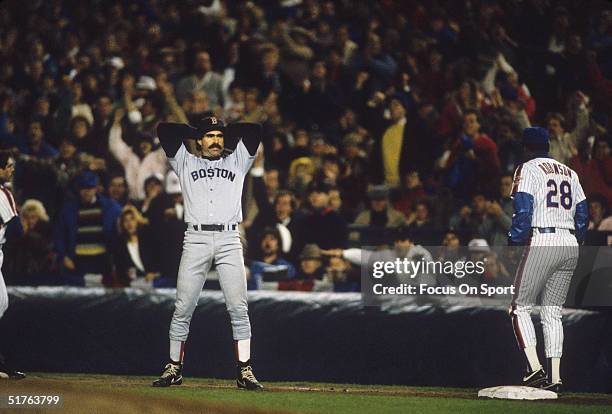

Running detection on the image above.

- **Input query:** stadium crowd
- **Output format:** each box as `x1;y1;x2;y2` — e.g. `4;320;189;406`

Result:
0;0;611;291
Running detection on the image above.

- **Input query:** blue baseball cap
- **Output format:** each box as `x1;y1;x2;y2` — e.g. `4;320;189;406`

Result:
523;127;549;146
76;170;99;189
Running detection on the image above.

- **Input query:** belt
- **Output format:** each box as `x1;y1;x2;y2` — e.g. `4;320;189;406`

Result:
191;224;237;231
535;227;575;235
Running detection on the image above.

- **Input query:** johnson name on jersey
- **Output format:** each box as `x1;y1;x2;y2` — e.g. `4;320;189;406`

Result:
509;157;589;244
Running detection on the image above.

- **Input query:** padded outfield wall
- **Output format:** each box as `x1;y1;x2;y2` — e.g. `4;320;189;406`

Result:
1;288;610;393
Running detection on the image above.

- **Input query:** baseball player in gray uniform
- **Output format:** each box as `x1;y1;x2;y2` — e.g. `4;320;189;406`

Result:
152;117;263;390
0;151;25;380
508;127;588;393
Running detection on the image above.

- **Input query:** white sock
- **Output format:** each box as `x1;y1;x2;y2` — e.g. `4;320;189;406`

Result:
524;346;541;372
170;340;184;363
236;339;251;363
550;357;561;383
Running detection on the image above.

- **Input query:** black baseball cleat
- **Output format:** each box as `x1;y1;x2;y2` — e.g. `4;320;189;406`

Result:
236;360;263;391
522;368;548;388
0;361;26;380
152;362;183;387
541;381;563;393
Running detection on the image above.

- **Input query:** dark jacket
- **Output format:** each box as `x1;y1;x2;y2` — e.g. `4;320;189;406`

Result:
3;220;55;282
247;176;305;261
112;225;159;284
303;207;348;249
147;193;186;279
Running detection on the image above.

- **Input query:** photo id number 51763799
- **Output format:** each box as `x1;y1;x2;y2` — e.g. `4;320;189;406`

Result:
1;395;63;408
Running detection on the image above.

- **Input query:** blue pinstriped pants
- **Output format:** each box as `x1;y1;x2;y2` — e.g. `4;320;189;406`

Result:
510;231;578;358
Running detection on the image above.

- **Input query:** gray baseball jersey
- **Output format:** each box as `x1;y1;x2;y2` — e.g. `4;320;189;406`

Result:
168;141;255;225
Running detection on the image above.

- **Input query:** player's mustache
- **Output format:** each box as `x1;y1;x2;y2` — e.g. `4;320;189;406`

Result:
208;144;223;149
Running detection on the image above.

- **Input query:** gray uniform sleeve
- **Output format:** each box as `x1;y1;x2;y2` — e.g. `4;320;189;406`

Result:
233;140;258;173
168;144;188;175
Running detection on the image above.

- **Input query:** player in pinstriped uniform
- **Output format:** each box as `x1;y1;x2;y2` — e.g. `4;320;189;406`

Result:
0;151;25;380
151;117;263;390
508;127;588;392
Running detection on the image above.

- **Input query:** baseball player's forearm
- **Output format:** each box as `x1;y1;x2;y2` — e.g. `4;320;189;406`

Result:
509;192;534;244
226;123;262;156
157;123;198;158
574;200;588;243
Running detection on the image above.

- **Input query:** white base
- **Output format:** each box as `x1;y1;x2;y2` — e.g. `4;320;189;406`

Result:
478;386;558;400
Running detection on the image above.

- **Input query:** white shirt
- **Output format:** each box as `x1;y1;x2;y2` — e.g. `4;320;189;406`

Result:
109;124;168;200
127;240;145;272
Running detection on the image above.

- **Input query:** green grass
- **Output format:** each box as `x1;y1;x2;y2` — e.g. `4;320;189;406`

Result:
19;374;612;414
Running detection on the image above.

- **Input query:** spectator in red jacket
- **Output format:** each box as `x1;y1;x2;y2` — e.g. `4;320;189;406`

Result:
392;171;427;218
436;80;481;138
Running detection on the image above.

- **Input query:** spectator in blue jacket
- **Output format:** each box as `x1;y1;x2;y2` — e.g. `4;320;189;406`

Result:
248;227;296;290
53;170;121;285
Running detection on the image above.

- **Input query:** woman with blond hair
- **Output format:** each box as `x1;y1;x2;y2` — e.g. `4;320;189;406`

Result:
4;199;54;285
288;157;315;198
112;205;161;287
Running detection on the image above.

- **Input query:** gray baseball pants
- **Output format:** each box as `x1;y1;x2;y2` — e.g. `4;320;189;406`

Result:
169;229;251;342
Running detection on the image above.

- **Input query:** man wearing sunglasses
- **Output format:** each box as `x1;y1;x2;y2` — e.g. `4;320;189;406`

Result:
152;116;263;390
